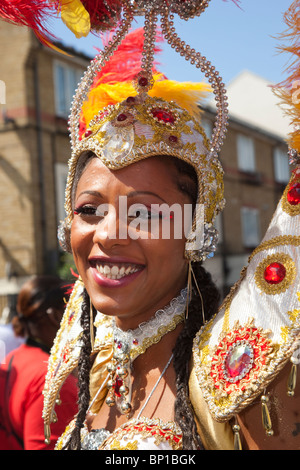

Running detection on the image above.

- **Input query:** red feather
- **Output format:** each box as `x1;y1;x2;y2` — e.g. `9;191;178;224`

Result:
93;28;165;86
0;0;56;45
78;28;165;136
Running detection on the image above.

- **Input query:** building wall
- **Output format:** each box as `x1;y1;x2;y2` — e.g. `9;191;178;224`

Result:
203;111;288;295
0;22;88;310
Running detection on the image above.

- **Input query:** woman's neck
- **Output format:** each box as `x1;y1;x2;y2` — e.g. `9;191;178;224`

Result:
113;286;188;332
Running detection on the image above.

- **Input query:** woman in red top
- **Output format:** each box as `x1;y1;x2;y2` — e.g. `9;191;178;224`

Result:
0;276;78;450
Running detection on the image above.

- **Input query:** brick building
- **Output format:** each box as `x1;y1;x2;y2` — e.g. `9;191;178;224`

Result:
0;21;89;316
0;22;290;315
203;71;290;295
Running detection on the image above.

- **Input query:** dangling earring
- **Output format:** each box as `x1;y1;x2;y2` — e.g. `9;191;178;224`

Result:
186;261;206;325
90;299;95;352
185;262;193;320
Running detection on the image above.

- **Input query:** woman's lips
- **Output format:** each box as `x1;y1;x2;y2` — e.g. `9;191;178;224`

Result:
89;259;145;288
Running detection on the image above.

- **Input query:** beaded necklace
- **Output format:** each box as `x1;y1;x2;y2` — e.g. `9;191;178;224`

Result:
92;288;187;416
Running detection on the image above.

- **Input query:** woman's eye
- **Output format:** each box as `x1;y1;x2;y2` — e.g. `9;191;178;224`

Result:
128;206;149;220
128;205;162;220
74;205;97;216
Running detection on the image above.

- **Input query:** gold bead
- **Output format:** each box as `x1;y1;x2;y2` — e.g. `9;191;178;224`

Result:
106;396;115;407
120;401;132;414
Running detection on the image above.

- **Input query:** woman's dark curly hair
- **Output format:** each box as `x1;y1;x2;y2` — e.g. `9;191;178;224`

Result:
64;154;220;450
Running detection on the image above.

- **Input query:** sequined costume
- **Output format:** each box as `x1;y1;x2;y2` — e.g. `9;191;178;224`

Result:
2;0;300;450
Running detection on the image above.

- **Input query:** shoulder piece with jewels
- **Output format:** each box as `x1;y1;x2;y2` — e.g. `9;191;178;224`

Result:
192;0;300;448
3;0;300;451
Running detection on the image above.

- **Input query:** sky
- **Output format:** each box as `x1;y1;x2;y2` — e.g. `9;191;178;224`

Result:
48;0;293;87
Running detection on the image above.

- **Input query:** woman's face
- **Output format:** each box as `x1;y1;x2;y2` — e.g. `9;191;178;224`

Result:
71;156;193;329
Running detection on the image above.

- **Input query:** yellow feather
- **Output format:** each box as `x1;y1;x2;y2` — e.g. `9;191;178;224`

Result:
60;0;91;39
82;82;135;126
150;79;211;118
81;74;211;128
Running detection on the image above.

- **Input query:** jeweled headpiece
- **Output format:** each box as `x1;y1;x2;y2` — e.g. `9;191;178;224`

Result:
61;1;234;261
1;0;237;260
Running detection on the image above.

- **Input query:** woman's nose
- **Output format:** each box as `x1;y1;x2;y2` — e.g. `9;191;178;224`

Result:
92;203;130;249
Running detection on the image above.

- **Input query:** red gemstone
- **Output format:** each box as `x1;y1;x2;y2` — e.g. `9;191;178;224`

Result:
168;135;178;143
151;108;175;124
126;96;136;104
84;129;92;138
113;376;123;398
264;262;286;284
138;77;149;87
117;113;127;122
287;182;300;205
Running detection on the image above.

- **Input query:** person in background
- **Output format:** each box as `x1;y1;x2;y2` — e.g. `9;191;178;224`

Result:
0;315;25;362
0;275;78;450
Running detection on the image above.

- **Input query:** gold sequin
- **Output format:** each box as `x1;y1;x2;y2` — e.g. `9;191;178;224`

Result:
109;439;138;450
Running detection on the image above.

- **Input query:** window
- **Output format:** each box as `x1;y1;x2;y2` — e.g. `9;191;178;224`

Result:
241;206;260;248
55;163;68;224
54;61;82;118
273;147;290;183
237;134;256;173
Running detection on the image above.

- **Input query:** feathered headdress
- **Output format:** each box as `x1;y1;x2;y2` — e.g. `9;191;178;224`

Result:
79;28;211;139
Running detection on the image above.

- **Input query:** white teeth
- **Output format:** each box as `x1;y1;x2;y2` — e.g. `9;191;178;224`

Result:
95;263;140;279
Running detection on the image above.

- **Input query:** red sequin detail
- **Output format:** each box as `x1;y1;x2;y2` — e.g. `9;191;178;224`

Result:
113;376;123;397
210;327;271;394
287;182;300;205
264;262;286;284
151;108;175;124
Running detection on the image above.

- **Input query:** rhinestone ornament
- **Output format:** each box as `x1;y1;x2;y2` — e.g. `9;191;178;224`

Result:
223;341;254;383
151;108;176;124
287;182;300;205
264;262;286;284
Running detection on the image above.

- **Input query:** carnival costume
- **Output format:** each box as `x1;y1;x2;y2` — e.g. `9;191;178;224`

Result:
2;0;300;450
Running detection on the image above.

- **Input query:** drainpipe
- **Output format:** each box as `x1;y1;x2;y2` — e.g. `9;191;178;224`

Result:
33;47;48;273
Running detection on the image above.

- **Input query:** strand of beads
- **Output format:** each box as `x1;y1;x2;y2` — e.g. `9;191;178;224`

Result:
69;5;134;149
134;9;158;93
160;11;229;159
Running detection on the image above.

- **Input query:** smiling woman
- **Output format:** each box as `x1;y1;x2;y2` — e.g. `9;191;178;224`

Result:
5;0;299;452
71;155;196;324
41;13;227;447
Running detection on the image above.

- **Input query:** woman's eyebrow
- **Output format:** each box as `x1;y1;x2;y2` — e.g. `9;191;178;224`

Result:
127;190;167;204
76;190;103;199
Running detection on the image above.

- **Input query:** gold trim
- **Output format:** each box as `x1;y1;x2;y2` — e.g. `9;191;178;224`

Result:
248;235;300;263
254;252;296;295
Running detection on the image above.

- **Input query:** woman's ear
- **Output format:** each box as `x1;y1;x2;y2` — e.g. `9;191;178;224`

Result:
46;307;64;328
